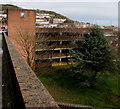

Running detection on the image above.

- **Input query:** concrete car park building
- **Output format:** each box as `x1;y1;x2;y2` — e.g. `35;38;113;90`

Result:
2;7;118;109
35;28;117;66
7;9;118;66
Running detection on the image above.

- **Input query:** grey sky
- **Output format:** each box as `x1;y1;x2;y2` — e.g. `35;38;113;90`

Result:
0;0;119;2
0;0;119;26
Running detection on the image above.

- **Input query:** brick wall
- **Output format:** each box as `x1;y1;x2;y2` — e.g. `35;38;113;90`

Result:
2;33;60;108
8;9;36;38
7;9;36;65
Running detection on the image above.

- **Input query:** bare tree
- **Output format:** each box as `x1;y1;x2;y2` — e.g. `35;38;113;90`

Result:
35;31;59;66
12;28;35;68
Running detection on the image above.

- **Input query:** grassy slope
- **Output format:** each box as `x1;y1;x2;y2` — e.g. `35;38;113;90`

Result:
36;66;119;108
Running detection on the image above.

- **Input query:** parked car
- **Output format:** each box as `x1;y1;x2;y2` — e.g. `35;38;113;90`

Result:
0;26;7;33
0;29;6;33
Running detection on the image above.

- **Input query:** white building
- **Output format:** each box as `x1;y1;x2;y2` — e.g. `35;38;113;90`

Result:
53;18;66;24
0;14;7;21
36;13;55;19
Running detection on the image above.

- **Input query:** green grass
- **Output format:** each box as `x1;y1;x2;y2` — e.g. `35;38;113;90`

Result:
36;66;119;108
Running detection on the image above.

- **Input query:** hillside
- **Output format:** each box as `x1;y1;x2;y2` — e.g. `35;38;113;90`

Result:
37;10;74;23
0;4;21;14
0;4;74;23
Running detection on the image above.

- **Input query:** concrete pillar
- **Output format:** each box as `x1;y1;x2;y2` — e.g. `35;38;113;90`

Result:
60;49;62;53
60;41;62;45
60;58;61;62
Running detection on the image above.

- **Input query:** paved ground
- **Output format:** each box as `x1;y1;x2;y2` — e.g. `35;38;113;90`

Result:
0;33;2;109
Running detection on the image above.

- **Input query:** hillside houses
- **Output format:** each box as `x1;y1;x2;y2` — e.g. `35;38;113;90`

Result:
36;12;66;26
0;14;6;21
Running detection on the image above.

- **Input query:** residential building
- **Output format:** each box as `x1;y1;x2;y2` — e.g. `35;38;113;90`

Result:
53;18;66;24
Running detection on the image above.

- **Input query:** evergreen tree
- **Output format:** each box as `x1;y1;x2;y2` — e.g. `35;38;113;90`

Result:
70;27;114;87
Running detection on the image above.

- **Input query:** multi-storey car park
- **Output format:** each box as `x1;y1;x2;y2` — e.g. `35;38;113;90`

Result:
35;28;118;66
5;8;118;67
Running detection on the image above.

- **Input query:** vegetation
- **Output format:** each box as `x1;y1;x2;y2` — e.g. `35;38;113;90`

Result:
0;4;74;23
115;31;120;73
0;4;21;14
36;66;119;108
69;27;117;87
35;27;119;108
1;17;7;24
35;32;62;67
13;29;35;68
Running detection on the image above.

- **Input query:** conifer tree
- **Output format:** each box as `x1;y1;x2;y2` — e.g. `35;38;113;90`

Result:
70;27;114;87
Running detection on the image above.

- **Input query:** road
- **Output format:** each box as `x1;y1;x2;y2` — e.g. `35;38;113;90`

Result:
0;33;2;109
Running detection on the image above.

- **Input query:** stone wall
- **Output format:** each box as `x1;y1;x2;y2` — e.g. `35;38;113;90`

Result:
2;33;60;109
2;33;26;109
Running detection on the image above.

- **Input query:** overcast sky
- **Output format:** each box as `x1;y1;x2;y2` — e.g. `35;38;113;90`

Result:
0;0;119;26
